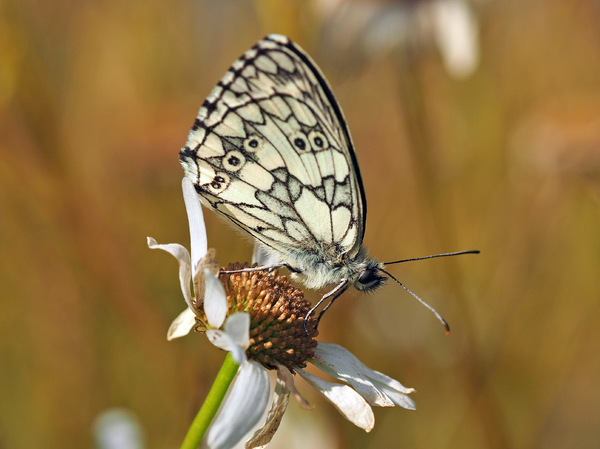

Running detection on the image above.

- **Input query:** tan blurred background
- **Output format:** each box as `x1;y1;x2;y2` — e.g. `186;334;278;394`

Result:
2;0;600;448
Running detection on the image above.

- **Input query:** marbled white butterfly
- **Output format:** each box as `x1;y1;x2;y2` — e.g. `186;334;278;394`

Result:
179;35;477;330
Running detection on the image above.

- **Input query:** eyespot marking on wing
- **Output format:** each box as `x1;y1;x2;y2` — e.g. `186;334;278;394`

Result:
206;173;230;195
222;151;246;172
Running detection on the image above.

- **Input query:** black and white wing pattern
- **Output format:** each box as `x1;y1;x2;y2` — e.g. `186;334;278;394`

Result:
179;34;367;274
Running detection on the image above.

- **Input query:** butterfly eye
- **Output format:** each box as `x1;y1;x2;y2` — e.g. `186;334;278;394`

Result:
355;266;386;292
308;130;328;151
291;132;310;152
222;150;246;172
206;172;231;194
243;136;262;152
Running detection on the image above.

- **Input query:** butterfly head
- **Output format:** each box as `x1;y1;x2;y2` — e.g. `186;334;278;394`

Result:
353;259;387;293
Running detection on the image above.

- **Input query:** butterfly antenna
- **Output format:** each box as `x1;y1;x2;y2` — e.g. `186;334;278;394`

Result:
377;267;451;335
384;249;479;265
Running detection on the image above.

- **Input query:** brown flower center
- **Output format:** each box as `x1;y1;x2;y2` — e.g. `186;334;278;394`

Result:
218;263;319;371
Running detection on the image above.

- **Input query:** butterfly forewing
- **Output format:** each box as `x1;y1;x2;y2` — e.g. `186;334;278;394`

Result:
180;35;366;268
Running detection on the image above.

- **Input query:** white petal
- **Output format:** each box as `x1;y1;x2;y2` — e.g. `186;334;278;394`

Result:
361;365;415;395
204;269;227;328
252;241;281;267
297;368;374;432
246;370;290;449
311;343;391;406
182;177;208;272
224;313;250;349
204;361;270;449
167;308;197;341
147;237;194;311
368;369;416;410
311;343;415;408
205;329;247;365
275;365;311;409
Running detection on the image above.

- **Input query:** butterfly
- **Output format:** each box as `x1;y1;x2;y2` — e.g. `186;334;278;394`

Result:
179;34;477;329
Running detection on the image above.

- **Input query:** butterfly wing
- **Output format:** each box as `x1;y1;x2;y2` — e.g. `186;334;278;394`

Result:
180;35;366;267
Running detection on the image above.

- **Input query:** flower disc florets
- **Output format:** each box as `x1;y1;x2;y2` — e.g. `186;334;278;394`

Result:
211;263;318;371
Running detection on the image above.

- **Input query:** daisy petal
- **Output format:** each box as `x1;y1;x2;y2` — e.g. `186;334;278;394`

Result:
203;269;227;328
167;308;197;341
275;365;311;409
205;329;247;365
182;178;208;272
223;313;250;349
204;361;270;449
147;237;194;310
297;368;375;432
368;369;416;410
311;343;392;406
311;342;415;408
246;370;290;449
363;366;415;395
369;377;416;409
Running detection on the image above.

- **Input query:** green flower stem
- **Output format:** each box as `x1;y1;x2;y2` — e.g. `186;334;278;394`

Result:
180;353;240;449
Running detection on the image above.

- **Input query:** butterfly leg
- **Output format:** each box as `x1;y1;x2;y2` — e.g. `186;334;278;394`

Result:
220;263;301;275
220;264;284;274
303;280;350;334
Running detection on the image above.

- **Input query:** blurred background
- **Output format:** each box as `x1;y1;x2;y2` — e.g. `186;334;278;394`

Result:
2;0;600;447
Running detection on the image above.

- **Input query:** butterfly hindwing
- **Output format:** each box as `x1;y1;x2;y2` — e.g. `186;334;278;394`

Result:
180;35;366;267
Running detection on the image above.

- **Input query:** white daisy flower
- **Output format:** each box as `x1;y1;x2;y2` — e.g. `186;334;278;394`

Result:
148;179;416;449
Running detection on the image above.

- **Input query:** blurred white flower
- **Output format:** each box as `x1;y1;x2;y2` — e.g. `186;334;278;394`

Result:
430;0;479;78
93;408;144;449
315;0;480;79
